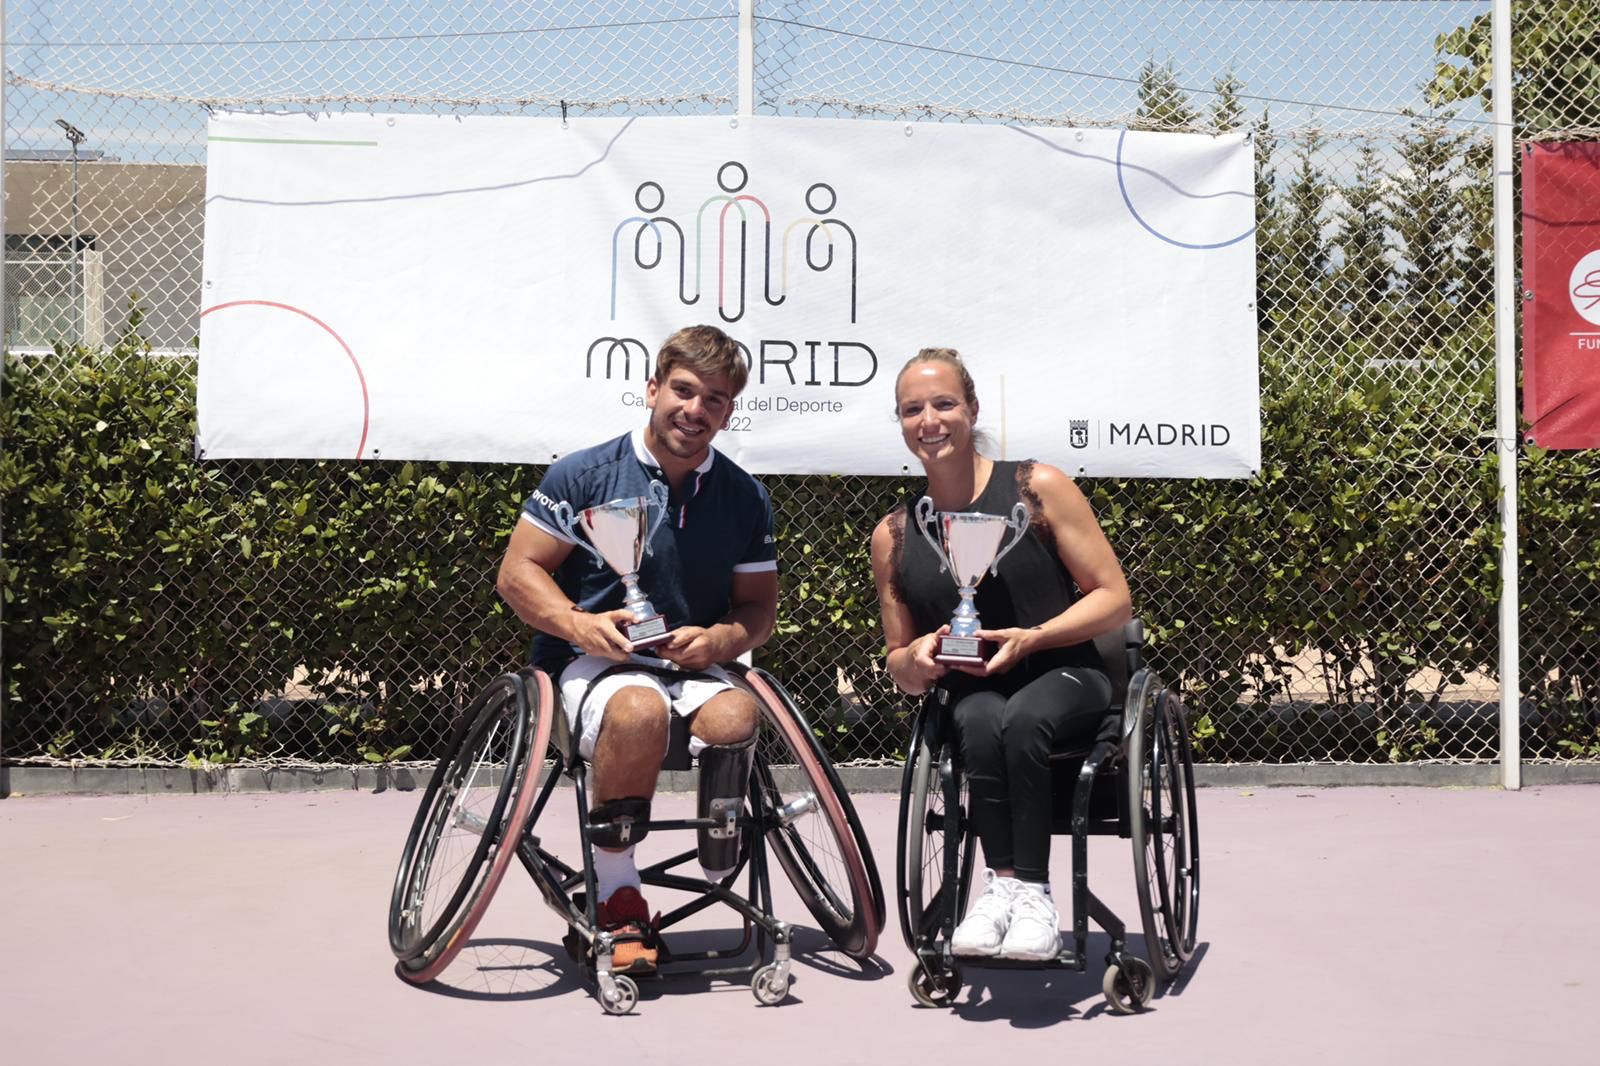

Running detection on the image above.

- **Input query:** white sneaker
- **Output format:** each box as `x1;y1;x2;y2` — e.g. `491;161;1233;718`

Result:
951;869;1018;957
1000;883;1061;960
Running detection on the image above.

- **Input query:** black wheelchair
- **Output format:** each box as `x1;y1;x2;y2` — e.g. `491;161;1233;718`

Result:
896;619;1201;1012
387;662;884;1014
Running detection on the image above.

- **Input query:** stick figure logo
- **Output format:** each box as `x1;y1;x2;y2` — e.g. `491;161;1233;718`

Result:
610;164;858;324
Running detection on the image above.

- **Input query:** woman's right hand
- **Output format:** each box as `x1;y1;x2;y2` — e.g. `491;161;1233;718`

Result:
893;627;950;695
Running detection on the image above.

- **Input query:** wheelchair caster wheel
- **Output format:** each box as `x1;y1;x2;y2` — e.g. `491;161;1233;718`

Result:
1102;956;1155;1014
908;963;960;1008
751;963;791;1005
598;973;639;1016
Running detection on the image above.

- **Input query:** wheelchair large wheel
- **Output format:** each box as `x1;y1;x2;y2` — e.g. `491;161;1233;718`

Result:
1164;689;1201;959
896;704;974;952
738;667;881;960
1125;671;1188;981
388;669;552;983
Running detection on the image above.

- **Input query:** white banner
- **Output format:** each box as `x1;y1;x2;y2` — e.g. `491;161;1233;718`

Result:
200;113;1258;477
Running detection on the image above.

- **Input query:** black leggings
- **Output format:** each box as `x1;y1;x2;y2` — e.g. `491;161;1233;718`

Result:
952;667;1112;884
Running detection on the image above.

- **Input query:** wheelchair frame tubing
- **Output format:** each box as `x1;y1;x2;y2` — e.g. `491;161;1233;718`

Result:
528;746;789;982
1071;737;1128;967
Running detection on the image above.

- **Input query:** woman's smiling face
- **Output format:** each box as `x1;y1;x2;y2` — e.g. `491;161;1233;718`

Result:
896;359;977;466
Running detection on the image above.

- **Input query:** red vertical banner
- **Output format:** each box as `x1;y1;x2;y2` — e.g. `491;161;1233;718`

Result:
1524;142;1600;449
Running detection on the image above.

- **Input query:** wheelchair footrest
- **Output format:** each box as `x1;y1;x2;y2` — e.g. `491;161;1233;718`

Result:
950;950;1084;972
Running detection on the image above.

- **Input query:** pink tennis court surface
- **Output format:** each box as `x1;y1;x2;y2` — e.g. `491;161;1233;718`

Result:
3;784;1594;1064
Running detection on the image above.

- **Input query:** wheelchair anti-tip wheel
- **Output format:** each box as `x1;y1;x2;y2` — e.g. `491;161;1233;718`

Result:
1125;673;1194;982
896;705;975;952
736;666;882;960
388;669;552;984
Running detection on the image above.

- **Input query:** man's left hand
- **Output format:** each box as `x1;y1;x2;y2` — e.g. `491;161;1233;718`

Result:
658;626;728;672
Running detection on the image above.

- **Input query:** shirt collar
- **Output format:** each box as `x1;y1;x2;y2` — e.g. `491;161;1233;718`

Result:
632;426;716;478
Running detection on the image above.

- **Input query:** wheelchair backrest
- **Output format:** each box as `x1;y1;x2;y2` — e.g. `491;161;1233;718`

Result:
1092;617;1145;714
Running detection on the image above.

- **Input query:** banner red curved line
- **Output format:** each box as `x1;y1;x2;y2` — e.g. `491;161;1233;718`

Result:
199;299;371;460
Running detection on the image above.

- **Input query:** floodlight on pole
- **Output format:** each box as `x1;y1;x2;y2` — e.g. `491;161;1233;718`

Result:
55;118;86;341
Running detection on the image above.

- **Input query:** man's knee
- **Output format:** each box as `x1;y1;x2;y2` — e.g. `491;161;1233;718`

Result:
601;686;671;739
690;690;759;747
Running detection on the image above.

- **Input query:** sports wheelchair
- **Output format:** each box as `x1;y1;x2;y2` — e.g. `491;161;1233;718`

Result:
896;619;1200;1012
387;661;884;1014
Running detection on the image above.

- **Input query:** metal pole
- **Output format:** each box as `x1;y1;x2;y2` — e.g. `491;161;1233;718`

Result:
55;119;87;342
1492;0;1520;790
70;141;80;343
737;0;755;117
1;0;9;796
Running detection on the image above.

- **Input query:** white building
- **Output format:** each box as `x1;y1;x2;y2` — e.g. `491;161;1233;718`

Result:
4;154;204;352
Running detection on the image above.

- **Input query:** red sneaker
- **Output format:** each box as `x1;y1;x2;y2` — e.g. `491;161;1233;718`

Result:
597;886;664;974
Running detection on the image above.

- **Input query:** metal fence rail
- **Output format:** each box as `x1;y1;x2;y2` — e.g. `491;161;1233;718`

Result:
3;1;1598;771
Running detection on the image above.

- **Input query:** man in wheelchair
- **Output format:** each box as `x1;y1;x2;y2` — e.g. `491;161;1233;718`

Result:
496;324;778;975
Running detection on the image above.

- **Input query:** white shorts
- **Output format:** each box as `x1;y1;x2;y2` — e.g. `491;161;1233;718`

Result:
557;654;736;761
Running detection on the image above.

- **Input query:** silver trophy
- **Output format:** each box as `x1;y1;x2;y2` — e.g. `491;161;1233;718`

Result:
915;496;1030;664
555;481;673;650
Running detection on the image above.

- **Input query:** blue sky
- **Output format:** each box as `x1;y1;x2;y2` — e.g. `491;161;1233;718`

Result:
4;1;1489;163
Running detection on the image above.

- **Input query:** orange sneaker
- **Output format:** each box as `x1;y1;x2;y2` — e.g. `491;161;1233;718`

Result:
597;886;664;974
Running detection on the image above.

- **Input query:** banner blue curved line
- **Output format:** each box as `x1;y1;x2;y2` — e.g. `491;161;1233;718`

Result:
1116;129;1255;250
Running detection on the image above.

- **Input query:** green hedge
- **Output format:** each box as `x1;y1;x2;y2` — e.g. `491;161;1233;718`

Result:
2;333;531;764
3;319;1597;764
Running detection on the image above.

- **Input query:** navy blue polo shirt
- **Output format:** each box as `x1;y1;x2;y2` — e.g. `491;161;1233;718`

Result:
521;428;778;674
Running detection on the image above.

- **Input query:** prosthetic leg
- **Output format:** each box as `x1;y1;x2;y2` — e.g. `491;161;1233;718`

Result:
696;732;757;878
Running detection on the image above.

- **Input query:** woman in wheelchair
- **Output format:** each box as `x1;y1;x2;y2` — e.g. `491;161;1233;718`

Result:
870;348;1132;961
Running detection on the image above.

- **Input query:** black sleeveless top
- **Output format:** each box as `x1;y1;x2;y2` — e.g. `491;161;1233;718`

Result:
893;460;1103;697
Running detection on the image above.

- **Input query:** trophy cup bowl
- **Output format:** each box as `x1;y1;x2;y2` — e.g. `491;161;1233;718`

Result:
555;481;673;650
915;496;1030;665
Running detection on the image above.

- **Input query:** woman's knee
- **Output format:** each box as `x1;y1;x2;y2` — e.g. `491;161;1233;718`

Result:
953;691;1007;758
1000;670;1112;748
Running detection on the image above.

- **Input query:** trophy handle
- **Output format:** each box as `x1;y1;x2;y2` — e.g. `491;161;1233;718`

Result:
553;500;608;570
989;501;1032;576
914;496;952;575
641;480;671;556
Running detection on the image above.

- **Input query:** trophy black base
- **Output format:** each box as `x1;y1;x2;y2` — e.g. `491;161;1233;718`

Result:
934;634;989;666
625;615;672;651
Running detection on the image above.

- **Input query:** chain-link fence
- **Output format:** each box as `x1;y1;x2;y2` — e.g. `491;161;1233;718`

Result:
3;1;1597;770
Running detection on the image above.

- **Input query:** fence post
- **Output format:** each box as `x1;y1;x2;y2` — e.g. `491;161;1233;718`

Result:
1;0;9;796
1492;0;1521;790
738;0;755;117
